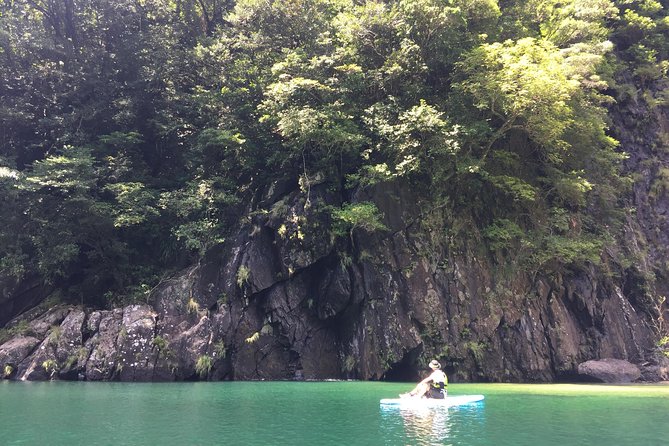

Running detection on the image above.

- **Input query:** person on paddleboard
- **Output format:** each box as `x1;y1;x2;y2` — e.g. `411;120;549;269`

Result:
400;359;448;399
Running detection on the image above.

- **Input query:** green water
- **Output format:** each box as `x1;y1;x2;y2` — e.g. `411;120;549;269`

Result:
1;381;668;445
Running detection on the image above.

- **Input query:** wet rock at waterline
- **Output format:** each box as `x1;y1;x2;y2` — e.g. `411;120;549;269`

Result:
577;358;642;383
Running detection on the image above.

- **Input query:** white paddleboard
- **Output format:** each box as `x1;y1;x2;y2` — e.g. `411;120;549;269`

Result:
380;394;484;408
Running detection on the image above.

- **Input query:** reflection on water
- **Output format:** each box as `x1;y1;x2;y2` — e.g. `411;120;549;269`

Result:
399;407;452;445
380;403;485;446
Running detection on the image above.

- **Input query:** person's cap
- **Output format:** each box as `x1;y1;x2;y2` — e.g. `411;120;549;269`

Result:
429;359;441;369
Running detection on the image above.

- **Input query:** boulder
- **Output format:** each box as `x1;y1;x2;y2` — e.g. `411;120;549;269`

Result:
163;314;213;380
116;305;158;381
27;306;71;337
54;310;87;379
639;356;669;382
17;336;55;381
577;358;641;383
85;309;123;380
0;336;40;378
14;310;86;381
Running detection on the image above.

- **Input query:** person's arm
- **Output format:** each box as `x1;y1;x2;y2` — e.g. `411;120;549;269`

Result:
418;371;437;385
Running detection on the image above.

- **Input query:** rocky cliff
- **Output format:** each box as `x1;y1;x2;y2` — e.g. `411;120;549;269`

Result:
2;159;668;382
2;86;669;385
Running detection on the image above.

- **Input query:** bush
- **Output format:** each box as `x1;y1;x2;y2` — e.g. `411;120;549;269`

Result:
195;355;213;378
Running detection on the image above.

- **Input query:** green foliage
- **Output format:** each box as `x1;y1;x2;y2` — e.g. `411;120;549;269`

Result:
484;219;525;251
363;100;461;179
64;355;79;370
214;341;227;359
539;0;619;46
0;320;32;345
195;355;213;378
48;326;63;346
0;0;663;309
25;146;96;194
217;293;228;308
153;336;174;359
186;298;200;315
331;202;388;238
649;167;669;200
245;332;260;344
532;234;603;267
104;183;159;228
659;335;669;358
42;359;58;375
455;36;609;160
159;179;237;255
465;340;487;363
0;330;11;346
487;175;538;202
152;336;168;352
236;265;250;288
343;354;356;373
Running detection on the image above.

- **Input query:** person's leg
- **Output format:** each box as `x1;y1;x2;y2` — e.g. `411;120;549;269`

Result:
400;383;429;398
413;383;429;398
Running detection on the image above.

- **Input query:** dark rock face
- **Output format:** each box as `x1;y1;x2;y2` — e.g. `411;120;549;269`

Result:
0;274;51;327
577;359;642;383
0;175;665;383
640;356;669;382
85;309;123;380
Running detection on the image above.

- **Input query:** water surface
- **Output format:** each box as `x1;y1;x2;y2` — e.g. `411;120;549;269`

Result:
1;381;667;445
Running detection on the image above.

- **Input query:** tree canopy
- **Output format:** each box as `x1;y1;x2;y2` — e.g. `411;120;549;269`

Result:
1;0;667;306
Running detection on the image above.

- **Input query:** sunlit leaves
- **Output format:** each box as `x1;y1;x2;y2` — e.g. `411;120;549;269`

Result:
104;182;159;227
266;77;334;105
0;166;19;181
487;175;538;202
274;104;366;155
455;36;610;161
194;128;247;174
483;218;524;251
0;0;661;298
159;178;237;254
331;201;387;238
334;1;402;66
539;0;619;46
230;0;339;50
25;146;95;194
259;47;368;171
365;99;460;177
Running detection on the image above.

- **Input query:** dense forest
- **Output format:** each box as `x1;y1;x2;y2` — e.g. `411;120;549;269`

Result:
1;0;668;381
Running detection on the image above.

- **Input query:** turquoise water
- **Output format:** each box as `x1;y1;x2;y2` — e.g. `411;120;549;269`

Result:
1;381;668;445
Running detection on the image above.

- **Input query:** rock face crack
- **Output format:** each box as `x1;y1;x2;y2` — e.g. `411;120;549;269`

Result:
614;287;643;360
538;311;557;377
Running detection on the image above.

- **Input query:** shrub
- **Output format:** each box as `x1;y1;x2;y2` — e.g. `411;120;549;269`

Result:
343;355;356;373
42;359;58;375
245;332;260;344
152;336;168;351
195;355;213;378
214;341;226;359
186;298;200;315
48;325;63;345
331;202;387;238
236;265;250;288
